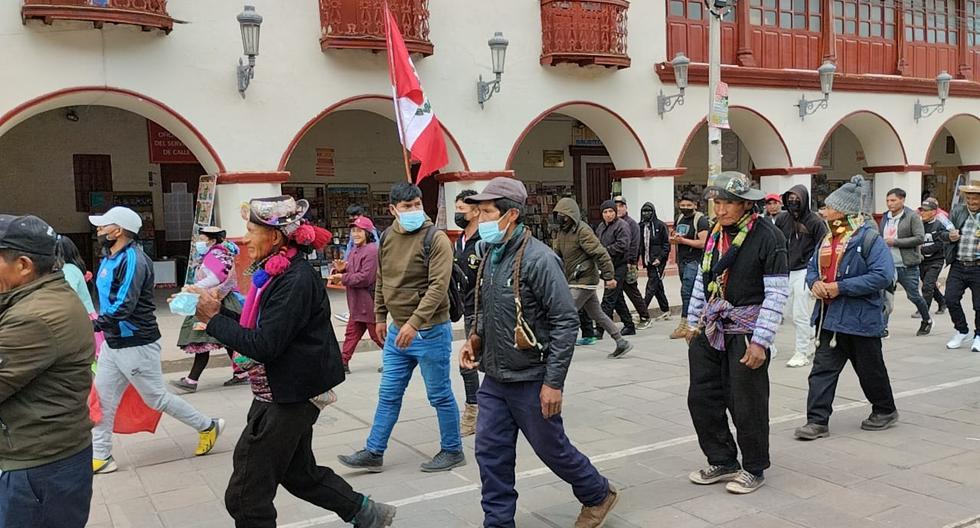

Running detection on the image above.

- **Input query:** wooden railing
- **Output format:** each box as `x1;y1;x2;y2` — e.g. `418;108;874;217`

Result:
540;0;631;69
319;0;433;56
22;0;174;33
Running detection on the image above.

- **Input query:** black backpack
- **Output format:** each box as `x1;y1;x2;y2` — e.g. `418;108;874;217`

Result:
379;225;466;323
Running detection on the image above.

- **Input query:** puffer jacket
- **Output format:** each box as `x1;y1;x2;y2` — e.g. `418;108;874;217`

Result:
475;226;578;389
551;198;615;286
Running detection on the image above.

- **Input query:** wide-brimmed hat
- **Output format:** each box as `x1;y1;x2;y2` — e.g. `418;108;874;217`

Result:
959;175;980;195
200;225;227;239
705;171;766;201
241;196;310;233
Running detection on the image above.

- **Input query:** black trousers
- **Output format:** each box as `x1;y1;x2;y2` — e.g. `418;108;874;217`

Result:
461;315;480;405
226;400;363;527
619;274;651;320
643;263;670;313
688;333;771;474
579;309;596;339
600;265;633;334
806;331;896;426
945;262;980;335
919;259;946;310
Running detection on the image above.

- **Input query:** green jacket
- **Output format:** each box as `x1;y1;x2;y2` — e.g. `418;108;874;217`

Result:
375;217;453;329
0;272;94;471
551;198;615;286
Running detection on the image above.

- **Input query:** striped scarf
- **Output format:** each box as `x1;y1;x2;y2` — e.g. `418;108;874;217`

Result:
818;214;863;281
701;212;758;298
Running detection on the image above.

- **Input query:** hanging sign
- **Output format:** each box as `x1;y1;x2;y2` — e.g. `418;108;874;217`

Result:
709;81;730;129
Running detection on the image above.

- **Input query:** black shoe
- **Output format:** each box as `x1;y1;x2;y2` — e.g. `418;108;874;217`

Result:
882;329;890;339
608;339;633;359
794;423;830;440
937;304;947;315
688;464;740;485
344;364;351;374
170;377;198;393
353;497;396;527
222;375;249;387
338;449;384;473
861;411;899;431
420;450;466;473
917;320;933;336
621;327;637;336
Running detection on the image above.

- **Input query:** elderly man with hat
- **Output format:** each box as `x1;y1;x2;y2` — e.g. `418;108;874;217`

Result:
917;197;950;319
0;215;94;528
938;177;980;352
764;193;783;223
684;172;789;495
460;177;620;528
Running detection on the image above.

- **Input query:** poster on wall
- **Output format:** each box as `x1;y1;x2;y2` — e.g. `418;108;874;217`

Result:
709;82;730;129
147;120;197;164
183;174;218;286
543;150;565;168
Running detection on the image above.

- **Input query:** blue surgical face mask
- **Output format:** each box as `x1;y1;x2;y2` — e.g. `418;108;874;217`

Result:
195;241;209;255
399;210;426;232
479;216;512;245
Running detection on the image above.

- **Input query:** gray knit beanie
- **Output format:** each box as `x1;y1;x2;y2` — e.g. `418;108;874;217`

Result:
825;175;867;215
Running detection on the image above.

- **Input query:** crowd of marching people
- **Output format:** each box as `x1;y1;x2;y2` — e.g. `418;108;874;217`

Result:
3;170;980;528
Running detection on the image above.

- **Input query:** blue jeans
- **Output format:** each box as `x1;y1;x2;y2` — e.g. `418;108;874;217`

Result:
0;444;92;528
884;266;931;327
680;261;700;317
366;321;461;454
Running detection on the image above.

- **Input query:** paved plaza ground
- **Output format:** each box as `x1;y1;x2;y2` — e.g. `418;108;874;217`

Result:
89;281;980;528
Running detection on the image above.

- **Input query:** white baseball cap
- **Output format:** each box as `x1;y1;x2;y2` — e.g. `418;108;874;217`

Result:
89;206;143;234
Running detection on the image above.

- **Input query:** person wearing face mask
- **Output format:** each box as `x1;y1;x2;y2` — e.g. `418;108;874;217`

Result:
171;226;248;392
596;200;635;337
552;197;633;358
88;207;223;475
339;182;464;474
329;216;383;374
613;196;653;330
670;193;711;339
638;202;672;320
459;177;620;528
774;185;828;368
453;189;483;436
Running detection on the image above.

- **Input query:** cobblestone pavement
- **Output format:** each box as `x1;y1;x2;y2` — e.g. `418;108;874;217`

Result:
89;298;980;528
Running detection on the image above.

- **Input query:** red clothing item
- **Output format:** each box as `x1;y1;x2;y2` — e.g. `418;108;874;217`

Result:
341;242;379;323
823;236;843;282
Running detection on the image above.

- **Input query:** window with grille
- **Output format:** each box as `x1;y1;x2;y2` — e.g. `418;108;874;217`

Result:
904;0;957;44
834;0;896;38
73;154;112;213
669;0;735;21
750;0;821;30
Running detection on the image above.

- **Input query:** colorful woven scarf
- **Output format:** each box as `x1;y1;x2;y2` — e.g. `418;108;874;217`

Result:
701;212;758;297
818;214;863;281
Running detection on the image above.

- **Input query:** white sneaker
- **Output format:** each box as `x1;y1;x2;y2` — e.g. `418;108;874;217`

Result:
947;332;972;349
972;336;980;353
786;352;810;368
770;344;778;360
333;312;350;324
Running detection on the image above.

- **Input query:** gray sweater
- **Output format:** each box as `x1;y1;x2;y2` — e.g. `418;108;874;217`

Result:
878;206;924;267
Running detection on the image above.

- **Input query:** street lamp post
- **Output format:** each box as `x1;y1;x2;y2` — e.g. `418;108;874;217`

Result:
706;0;731;189
914;71;953;122
477;32;509;108
236;5;263;98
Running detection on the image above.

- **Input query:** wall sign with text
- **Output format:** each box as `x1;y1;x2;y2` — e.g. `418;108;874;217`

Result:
147;120;197;164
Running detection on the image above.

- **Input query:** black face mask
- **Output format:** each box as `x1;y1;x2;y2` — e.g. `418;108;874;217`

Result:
454;213;470;229
679;208;696;218
98;234;113;249
640;210;653;222
786;201;801;212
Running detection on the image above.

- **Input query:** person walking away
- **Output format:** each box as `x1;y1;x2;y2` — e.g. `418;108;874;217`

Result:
552;197;633;358
917;197;948;317
338;182;464;473
335;205;380;324
171;226;248;392
0;215;95;528
88;206;223;474
614;195;652;329
776;185;828;368
671;192;711;339
329;216;383;374
684;172;789;494
938;177;980;352
200;196;396;528
638;201;671;320
794;175;899;441
56;235;96;315
459;177;620;528
764;194;783;223
453;189;483;436
880;188;932;336
595;200;635;336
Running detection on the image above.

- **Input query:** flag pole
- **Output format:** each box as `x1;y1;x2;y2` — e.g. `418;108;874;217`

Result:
384;2;415;183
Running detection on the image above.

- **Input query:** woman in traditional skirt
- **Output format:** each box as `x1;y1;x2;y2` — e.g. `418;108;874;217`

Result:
171;227;248;392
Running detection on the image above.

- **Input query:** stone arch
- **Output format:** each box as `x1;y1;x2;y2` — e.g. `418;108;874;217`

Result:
674;105;793;170
812;110;907;167
925;113;980;166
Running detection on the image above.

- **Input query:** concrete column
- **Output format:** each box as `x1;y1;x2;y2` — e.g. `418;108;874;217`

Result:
438;171;514;231
759;174;811;198
869;170;924;215
614;169;686;226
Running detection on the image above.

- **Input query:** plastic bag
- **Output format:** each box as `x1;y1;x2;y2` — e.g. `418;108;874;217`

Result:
168;292;200;317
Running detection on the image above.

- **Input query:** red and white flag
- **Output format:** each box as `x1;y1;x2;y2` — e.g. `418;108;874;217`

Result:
384;4;449;183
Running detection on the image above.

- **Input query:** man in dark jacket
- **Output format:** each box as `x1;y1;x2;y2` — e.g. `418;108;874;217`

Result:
880;188;932;336
614;195;652;329
460;177;619;528
89;207;221;474
0;215;94;528
454;189;482;436
639;201;671;319
918;198;949;318
552;197;632;358
595;200;635;335
795;175;899;441
776;185;828;368
201;196;395;528
937;179;980;352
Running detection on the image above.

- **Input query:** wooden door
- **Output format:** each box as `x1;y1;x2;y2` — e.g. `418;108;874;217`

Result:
586;162;616;226
931;166;961;210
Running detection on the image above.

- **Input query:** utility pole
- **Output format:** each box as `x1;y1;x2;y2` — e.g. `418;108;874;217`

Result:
705;0;730;215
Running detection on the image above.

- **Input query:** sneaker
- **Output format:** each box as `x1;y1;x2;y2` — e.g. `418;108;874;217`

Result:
576;337;598;346
460;403;478;437
947;332;972;349
170;377;198;393
794;422;830;440
770;343;778;359
574;484;619;528
344;364;351;374
338;449;384;473
972;336;980;353
92;456;118;474
725;470;766;494
655;311;672;321
420;450;466;473
917;320;933;336
861;411;899;431
911;311;921;319
786;352;811;368
620;327;637;336
352;496;396;528
608;339;633;359
937;304;947;315
670;322;690;340
688;464;740;485
223;375;249;387
636;318;653;330
195;418;224;456
333;312;350;324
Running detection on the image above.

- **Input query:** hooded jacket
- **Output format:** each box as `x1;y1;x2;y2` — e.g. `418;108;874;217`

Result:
551;198;615;286
776;185;828;271
639;202;670;268
595;210;630;269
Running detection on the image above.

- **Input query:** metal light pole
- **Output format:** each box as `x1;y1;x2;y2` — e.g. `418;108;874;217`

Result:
707;0;724;187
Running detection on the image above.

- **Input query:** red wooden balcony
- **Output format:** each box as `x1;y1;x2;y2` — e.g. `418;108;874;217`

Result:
319;0;433;56
540;0;631;69
21;0;175;33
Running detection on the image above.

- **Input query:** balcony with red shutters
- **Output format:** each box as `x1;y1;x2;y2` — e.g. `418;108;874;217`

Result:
540;0;631;69
319;0;433;56
21;0;175;33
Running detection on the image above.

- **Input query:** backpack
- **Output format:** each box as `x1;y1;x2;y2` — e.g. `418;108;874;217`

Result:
676;212;706;237
855;228;897;293
379;225;466;323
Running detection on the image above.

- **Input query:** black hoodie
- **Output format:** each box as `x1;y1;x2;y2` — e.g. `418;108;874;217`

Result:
639;202;670;267
775;184;828;271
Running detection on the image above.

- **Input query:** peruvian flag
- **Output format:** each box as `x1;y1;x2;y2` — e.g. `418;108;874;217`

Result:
384;4;449;183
